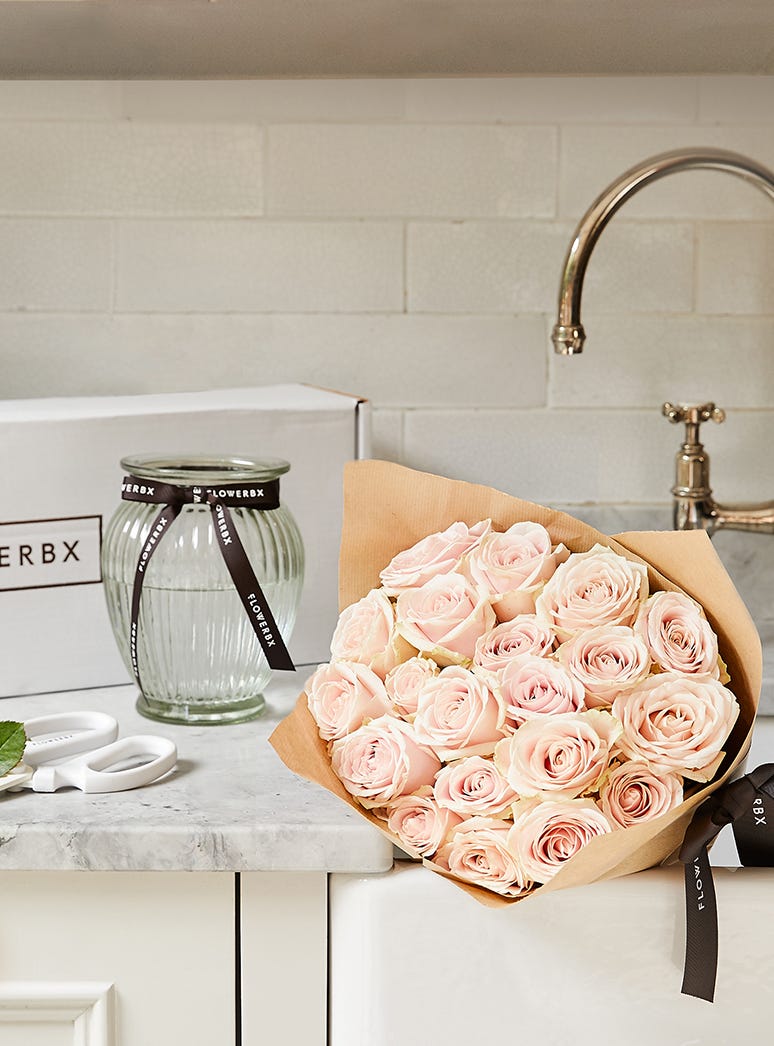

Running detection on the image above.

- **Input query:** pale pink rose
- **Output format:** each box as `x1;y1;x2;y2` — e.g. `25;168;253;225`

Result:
379;520;491;595
434;756;518;817
556;625;651;708
509;798;613;883
385;786;462;858
305;660;392;742
330;715;442;808
413;666;506;761
494;710;622;800
473;616;555;681
396;573;496;666
535;544;648;640
435;816;533;897
612;674;739;781
498;655;586;729
635;590;720;679
466;522;569;621
385;656;439;718
599;760;684;829
330;588;415;679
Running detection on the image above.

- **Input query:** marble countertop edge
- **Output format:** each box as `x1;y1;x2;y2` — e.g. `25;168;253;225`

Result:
0;679;394;874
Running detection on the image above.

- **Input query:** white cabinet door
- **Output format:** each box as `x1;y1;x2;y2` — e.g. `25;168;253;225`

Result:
240;872;327;1046
330;863;774;1046
0;871;234;1046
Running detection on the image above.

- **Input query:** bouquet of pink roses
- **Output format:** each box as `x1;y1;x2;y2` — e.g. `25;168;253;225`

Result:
271;461;761;907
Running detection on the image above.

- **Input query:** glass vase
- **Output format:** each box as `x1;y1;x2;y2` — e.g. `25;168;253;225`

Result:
102;455;304;725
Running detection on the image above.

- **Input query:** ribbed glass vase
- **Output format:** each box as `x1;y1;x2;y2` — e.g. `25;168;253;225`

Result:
102;455;304;725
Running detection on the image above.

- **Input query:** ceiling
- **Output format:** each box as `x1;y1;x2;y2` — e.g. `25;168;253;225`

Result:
0;0;772;78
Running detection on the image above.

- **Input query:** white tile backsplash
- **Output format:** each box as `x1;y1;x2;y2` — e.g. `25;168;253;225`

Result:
0;123;263;216
267;124;556;217
559;125;774;220
115;220;404;313
401;408;678;503
0;312;545;406
0;76;772;706
697;221;774;315
369;408;403;462
548;314;774;409
0;219;111;311
407;219;694;314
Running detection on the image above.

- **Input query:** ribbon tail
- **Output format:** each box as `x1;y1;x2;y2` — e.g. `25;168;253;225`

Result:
130;503;183;692
681;844;718;1003
210;502;296;672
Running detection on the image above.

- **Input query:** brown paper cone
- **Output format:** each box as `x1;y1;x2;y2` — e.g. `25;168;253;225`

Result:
270;460;762;908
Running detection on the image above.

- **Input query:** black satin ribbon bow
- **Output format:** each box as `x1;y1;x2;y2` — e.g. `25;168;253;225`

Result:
121;474;295;697
679;763;774;1002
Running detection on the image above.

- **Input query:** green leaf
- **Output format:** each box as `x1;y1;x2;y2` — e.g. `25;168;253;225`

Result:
0;722;26;777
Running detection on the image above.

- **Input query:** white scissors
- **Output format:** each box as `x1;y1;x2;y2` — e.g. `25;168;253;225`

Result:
0;711;177;795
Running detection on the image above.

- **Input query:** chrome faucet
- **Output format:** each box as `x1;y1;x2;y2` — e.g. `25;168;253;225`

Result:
551;146;774;536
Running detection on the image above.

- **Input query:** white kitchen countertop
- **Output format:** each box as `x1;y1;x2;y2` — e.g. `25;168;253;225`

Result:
0;675;394;874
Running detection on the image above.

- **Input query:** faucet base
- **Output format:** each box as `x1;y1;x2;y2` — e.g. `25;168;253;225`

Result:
672;496;774;536
672;497;717;535
711;501;774;535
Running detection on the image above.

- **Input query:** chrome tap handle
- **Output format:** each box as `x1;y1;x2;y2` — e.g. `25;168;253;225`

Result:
663;402;725;451
662;402;726;433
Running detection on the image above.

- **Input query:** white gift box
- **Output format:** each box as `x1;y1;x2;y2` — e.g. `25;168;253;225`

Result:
0;384;368;698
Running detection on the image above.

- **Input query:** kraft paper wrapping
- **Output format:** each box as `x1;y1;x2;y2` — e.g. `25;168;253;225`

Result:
270;460;762;908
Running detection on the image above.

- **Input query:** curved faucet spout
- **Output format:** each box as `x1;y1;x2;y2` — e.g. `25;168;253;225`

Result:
551;147;774;355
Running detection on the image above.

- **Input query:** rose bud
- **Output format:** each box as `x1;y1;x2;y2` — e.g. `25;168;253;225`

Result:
305;660;392;742
385;786;462;858
599;760;683;829
473;616;555;681
413;665;506;761
465;522;569;620
635;590;721;678
556;625;651;708
331;716;442;808
535;545;648;640
494;709;622;800
385;655;439;718
612;673;739;781
434;755;517;817
435;816;532;898
379;519;491;595
330;587;416;679
509;798;613;883
498;654;586;729
396;573;496;666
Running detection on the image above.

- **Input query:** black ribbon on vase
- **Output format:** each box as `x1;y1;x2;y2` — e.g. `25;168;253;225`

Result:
679;762;774;1003
121;474;295;696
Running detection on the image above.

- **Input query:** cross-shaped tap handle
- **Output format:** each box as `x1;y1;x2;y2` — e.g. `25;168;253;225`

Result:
662;402;726;447
662;402;726;427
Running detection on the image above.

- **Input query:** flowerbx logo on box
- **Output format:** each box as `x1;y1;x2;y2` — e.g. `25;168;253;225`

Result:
0;516;102;592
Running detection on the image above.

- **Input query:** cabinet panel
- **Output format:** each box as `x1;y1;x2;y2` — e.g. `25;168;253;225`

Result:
0;981;112;1045
0;1025;71;1046
240;872;326;1046
0;872;234;1046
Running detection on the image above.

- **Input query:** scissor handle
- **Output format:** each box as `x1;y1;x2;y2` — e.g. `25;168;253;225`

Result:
31;735;177;794
23;711;119;767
